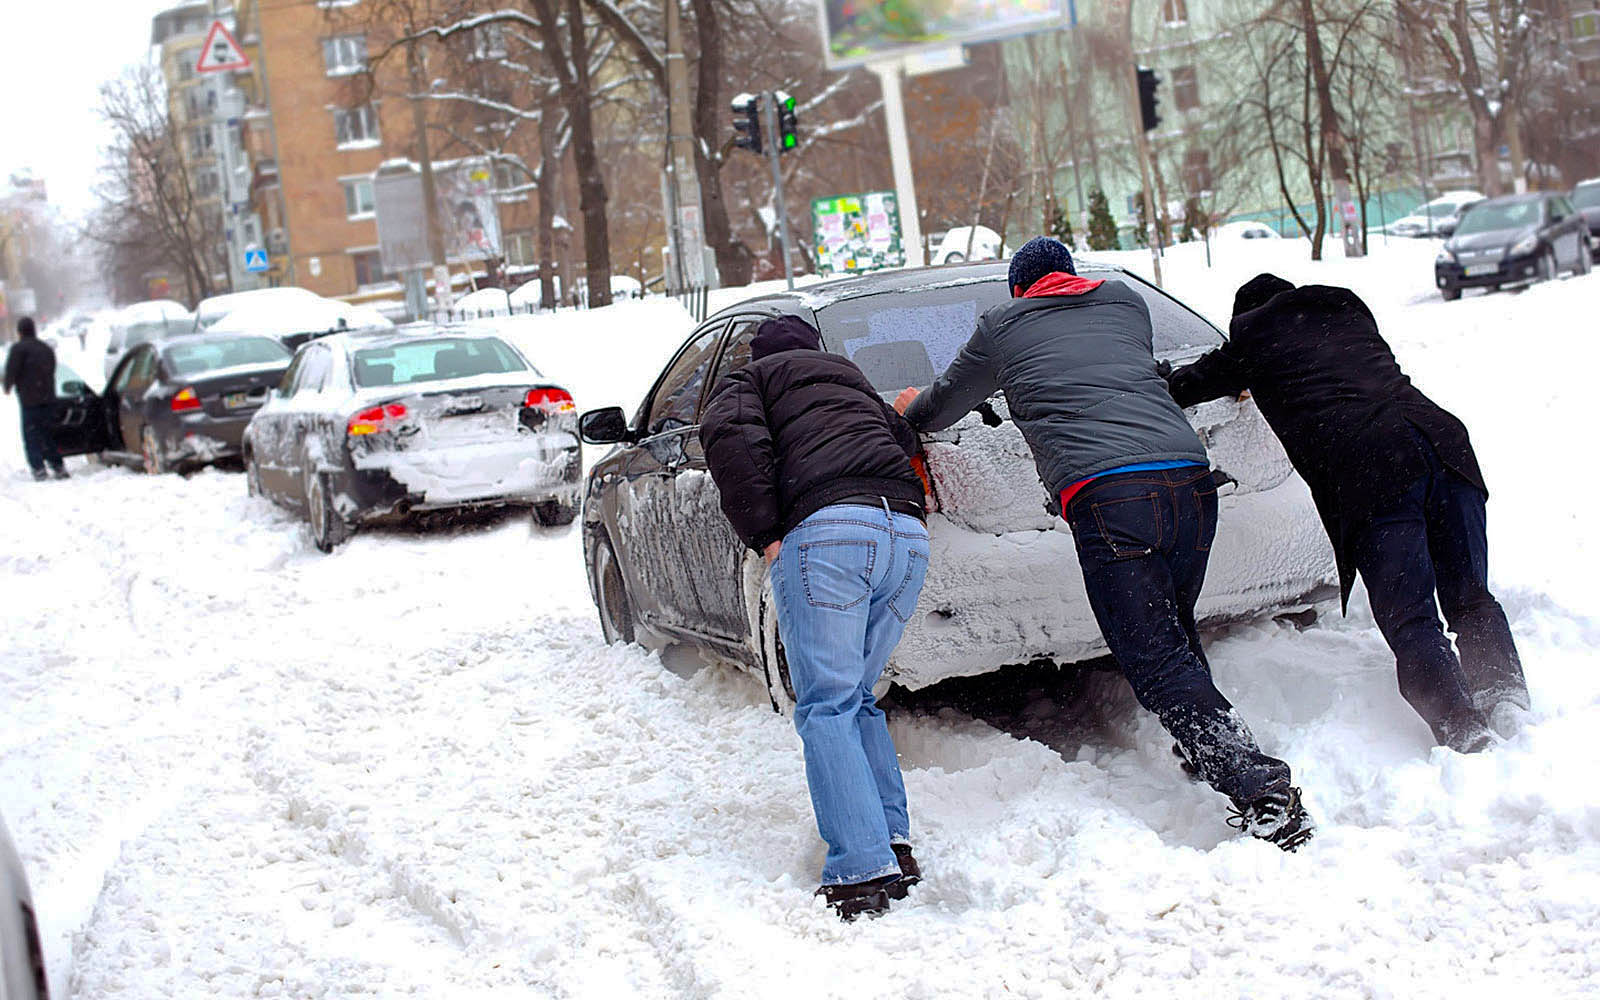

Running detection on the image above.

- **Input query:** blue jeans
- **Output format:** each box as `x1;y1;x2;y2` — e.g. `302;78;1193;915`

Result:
770;503;930;886
1065;467;1290;804
20;402;63;474
1350;431;1527;741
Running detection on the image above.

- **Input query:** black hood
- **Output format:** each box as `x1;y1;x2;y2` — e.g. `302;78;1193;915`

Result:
1233;273;1296;317
751;315;822;360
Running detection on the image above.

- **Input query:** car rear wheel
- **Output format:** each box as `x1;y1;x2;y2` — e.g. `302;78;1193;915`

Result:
141;427;166;475
532;499;578;527
591;534;636;644
1538;248;1557;283
757;579;797;716
306;468;351;553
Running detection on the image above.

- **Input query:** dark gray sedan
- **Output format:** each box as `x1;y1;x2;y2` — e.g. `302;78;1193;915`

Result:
1434;192;1593;300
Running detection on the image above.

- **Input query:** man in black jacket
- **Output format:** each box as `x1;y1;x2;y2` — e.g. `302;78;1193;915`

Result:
3;317;67;481
700;315;930;920
1168;274;1526;751
897;238;1313;851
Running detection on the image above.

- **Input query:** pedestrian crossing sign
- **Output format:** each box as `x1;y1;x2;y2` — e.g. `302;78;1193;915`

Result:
243;248;270;273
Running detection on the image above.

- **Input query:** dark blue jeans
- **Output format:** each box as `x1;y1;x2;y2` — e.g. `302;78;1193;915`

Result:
1350;434;1527;742
20;403;63;474
1066;466;1289;804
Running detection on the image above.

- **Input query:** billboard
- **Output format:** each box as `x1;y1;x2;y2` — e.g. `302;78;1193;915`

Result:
812;191;905;276
375;160;504;276
819;0;1071;70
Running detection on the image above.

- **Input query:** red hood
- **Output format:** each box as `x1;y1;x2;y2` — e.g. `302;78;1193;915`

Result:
1022;272;1103;298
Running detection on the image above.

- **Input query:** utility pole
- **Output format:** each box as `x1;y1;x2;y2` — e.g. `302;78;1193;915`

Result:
406;39;451;310
868;61;924;268
663;0;709;291
761;92;795;289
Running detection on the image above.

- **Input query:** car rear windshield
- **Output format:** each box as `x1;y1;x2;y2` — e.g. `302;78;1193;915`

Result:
1573;184;1600;209
163;336;289;376
816;271;1224;393
351;336;529;388
1456;200;1541;235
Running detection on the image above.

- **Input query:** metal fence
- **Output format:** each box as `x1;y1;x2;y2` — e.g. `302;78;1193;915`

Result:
676;285;710;323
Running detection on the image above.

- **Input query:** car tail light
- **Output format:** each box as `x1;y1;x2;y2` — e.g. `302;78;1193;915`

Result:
524;387;575;413
348;402;408;436
171;387;201;412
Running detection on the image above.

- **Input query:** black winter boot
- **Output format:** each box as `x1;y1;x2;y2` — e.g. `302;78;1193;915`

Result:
1228;784;1315;852
885;844;921;900
816;875;898;921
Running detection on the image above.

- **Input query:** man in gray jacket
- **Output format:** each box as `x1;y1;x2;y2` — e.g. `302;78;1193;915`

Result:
896;237;1313;850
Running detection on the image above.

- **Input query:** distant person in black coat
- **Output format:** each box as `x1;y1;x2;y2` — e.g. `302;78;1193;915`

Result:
1167;274;1527;751
3;317;67;481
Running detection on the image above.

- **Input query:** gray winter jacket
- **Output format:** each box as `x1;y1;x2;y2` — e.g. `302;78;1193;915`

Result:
902;274;1207;496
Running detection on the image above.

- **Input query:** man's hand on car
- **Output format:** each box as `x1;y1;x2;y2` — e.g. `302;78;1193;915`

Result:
764;540;782;565
894;387;920;414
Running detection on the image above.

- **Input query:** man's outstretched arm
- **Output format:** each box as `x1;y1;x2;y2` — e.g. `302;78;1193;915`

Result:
899;327;998;432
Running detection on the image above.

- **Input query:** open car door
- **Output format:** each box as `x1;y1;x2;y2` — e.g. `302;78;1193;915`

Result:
52;359;110;457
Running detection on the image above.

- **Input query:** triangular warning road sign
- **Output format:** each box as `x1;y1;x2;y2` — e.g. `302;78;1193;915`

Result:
196;20;251;74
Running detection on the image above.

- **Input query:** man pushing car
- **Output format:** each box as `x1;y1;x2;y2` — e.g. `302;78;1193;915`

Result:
896;237;1315;851
700;314;930;920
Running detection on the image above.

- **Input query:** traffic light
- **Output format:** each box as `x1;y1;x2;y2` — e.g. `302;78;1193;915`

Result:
731;92;763;155
774;90;799;154
1136;67;1161;133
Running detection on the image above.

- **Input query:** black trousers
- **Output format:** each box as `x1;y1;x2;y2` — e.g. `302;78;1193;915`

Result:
1350;435;1527;743
1067;466;1290;805
20;402;63;474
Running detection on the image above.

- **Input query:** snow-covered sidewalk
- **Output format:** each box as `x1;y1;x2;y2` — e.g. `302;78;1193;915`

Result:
2;239;1598;998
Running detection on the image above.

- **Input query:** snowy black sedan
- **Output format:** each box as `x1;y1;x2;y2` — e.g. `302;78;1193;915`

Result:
1434;192;1592;300
243;327;581;552
578;261;1335;712
71;334;293;474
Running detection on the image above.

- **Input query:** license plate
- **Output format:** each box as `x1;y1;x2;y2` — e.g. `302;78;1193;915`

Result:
1464;263;1498;277
224;392;254;409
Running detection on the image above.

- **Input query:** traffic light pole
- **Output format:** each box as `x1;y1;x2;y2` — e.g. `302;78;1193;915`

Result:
762;92;796;290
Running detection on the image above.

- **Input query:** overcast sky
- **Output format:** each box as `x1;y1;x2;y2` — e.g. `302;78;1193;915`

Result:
0;0;177;219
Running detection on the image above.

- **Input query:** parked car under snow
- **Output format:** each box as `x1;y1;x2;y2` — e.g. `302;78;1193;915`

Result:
243;327;582;552
577;261;1337;710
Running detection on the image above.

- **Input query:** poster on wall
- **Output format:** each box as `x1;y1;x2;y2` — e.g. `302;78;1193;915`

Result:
812;192;905;276
818;0;1070;70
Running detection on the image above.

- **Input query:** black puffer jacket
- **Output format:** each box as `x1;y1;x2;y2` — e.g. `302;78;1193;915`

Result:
699;316;923;551
4;337;57;408
903;273;1207;495
1168;274;1486;609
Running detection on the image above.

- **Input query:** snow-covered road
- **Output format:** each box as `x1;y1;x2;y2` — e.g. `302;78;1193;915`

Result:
4;239;1599;998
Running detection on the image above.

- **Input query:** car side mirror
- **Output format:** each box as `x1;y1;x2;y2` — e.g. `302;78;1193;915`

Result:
60;380;89;397
579;406;633;445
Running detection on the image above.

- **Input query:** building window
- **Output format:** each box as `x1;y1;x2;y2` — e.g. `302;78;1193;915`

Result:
493;160;528;197
322;34;368;75
1183;148;1213;193
1162;0;1188;25
342;178;375;217
334;105;380;147
473;23;508;60
188;125;215;158
1580;57;1600;84
193;168;221;198
352;250;389;287
177;48;200;82
1573;11;1599;38
504;231;535;268
1173;65;1200;111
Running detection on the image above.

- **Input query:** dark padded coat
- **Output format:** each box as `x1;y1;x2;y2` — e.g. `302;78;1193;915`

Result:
902;275;1207;496
1167;274;1486;609
699;316;923;551
4;337;57;408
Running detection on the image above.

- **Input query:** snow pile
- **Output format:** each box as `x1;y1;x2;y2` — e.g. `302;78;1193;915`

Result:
0;244;1596;998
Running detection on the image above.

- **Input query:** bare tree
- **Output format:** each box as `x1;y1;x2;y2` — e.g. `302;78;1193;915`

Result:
86;64;226;306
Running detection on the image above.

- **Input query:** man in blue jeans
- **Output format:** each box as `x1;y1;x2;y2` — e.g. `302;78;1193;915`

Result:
700;315;930;919
897;238;1314;851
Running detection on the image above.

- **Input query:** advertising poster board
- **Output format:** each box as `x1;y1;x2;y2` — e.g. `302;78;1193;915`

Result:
812;191;905;276
819;0;1069;70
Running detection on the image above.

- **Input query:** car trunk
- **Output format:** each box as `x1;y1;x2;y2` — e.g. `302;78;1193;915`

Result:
186;364;290;419
347;381;579;506
918;391;1293;534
